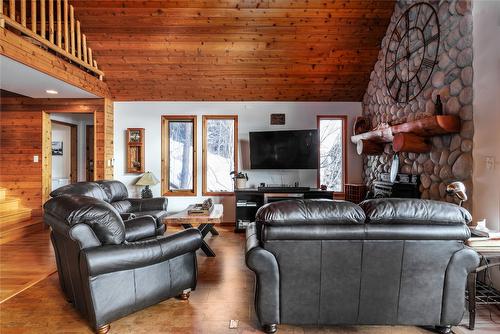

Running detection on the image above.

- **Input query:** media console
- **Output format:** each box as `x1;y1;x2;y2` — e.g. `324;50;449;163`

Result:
234;188;334;232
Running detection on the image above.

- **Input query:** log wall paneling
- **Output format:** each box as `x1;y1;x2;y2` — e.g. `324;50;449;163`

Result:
71;0;395;101
0;97;113;217
0;111;43;217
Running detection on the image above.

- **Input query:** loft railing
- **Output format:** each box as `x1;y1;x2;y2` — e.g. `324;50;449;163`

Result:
0;0;103;80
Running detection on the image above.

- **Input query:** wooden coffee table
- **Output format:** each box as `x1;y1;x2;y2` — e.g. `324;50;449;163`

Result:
163;204;223;257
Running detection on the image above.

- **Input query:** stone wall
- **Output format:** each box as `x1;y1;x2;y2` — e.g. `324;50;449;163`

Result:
362;0;473;211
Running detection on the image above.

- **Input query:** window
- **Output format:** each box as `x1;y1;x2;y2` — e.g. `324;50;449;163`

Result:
202;115;238;195
161;116;197;196
317;116;347;193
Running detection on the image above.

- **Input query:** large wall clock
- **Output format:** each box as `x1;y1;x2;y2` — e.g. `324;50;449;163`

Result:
385;2;440;103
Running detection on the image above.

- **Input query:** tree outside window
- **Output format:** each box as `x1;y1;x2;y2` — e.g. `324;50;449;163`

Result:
318;116;346;193
162;116;197;196
203;116;238;195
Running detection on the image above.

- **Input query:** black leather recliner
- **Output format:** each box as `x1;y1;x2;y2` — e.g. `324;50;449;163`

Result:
50;180;167;235
246;198;479;334
44;194;202;333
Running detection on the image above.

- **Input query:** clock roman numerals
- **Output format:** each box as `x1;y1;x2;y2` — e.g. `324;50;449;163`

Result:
422;58;436;68
414;5;422;28
388;74;398;89
384;3;439;103
424;33;439;46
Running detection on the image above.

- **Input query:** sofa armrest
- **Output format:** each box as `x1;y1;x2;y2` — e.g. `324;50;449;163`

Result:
124;216;156;242
120;212;136;221
128;197;168;212
81;228;202;276
245;222;280;326
441;246;480;325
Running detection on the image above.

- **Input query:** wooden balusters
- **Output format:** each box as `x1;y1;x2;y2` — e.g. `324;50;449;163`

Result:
63;0;68;52
9;0;14;20
21;0;26;27
31;0;36;33
0;0;102;78
40;0;46;38
0;0;3;27
76;21;81;59
56;0;61;48
48;0;54;43
88;48;93;66
70;5;75;56
82;34;87;63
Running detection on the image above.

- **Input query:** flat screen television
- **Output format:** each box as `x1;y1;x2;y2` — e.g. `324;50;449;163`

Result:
250;129;318;169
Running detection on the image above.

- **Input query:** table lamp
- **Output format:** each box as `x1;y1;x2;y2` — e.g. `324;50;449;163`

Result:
135;171;159;198
446;181;467;206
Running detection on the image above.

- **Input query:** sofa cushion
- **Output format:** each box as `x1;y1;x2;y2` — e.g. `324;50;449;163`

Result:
111;200;133;214
50;182;108;202
360;198;472;225
44;195;125;245
256;199;365;225
97;180;129;202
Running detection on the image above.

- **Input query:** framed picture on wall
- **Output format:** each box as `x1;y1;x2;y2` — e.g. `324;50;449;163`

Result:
52;141;63;155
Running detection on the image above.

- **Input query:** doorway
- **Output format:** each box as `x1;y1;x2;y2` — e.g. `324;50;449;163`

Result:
44;113;95;193
51;120;78;186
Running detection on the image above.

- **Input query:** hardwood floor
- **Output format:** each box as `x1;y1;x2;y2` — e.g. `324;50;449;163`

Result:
0;226;498;333
0;225;56;302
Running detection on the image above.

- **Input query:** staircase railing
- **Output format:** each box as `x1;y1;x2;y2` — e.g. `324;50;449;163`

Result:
0;0;103;80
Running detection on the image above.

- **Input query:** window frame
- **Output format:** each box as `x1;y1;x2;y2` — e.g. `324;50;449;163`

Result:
161;115;197;196
202;115;238;196
316;115;348;195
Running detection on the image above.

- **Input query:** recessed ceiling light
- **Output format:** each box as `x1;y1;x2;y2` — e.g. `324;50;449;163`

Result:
46;89;58;94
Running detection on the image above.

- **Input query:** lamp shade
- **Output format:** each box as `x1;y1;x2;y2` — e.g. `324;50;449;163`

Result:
135;172;160;186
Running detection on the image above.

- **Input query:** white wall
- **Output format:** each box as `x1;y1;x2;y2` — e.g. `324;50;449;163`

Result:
51;123;71;181
51;113;94;182
114;102;363;221
472;0;500;231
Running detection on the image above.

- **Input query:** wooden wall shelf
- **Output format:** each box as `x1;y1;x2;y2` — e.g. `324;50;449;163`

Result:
126;128;145;173
351;115;460;155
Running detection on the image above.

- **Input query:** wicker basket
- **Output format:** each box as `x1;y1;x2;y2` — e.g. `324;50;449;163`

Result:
345;184;368;204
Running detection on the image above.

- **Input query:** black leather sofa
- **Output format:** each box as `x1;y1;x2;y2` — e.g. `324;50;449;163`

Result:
50;180;167;235
246;198;479;334
44;194;202;334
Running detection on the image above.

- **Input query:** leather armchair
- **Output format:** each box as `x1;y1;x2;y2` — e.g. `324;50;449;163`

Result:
50;180;168;235
44;194;202;333
246;199;479;334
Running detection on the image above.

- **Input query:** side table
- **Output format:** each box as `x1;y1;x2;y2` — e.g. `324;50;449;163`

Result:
466;249;500;330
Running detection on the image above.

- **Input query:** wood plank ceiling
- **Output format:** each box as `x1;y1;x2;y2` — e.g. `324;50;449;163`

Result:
72;0;394;101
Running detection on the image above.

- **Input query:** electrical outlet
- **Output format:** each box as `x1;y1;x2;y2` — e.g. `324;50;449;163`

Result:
33;155;39;163
229;320;239;329
485;156;495;171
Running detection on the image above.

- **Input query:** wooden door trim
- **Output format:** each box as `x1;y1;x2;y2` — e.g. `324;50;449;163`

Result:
86;124;95;182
